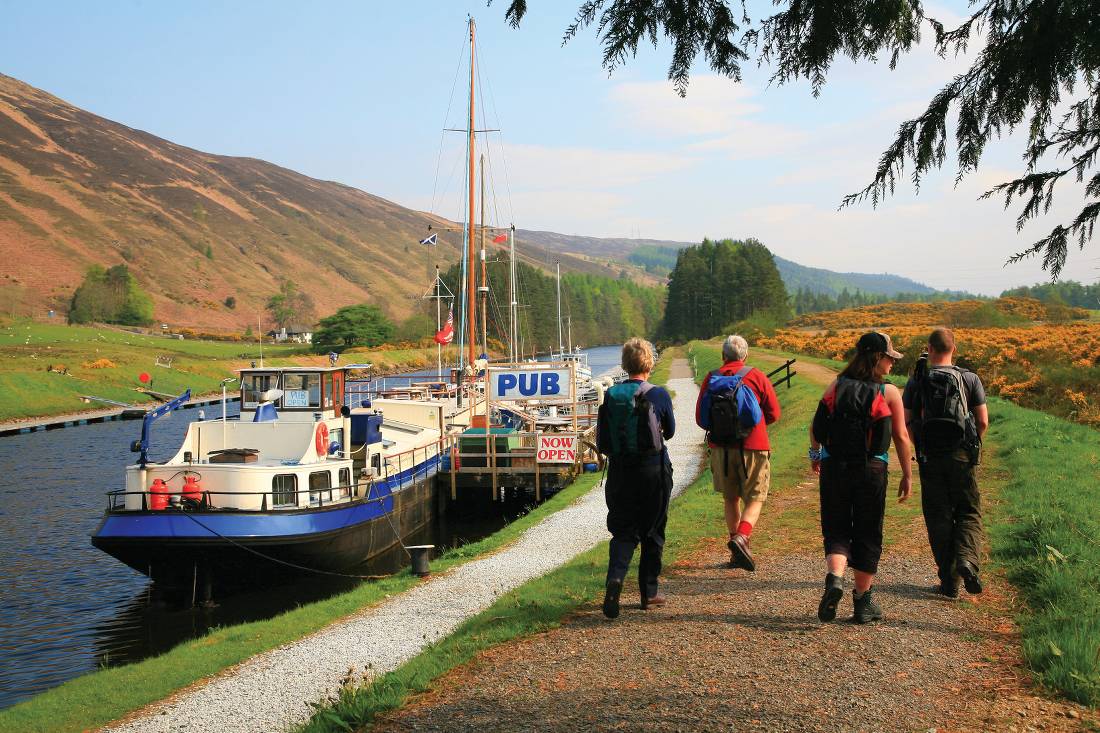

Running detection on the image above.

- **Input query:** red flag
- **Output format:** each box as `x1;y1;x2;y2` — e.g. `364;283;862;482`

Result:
492;233;508;244
433;308;455;345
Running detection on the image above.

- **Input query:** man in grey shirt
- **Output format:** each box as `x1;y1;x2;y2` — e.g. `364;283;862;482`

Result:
903;327;990;597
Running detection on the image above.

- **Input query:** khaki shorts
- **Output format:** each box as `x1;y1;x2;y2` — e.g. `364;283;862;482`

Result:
710;447;770;503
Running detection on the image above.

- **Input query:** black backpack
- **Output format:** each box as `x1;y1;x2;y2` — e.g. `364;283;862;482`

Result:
812;378;891;464
918;366;977;455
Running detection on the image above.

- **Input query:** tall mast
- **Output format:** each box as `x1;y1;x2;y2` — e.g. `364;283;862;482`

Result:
508;225;516;363
435;265;442;378
556;262;563;357
479;154;488;360
465;17;477;367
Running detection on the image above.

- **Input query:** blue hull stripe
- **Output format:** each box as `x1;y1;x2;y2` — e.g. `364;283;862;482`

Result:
94;455;440;540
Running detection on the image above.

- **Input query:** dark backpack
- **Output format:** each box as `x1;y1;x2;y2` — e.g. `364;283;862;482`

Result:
702;367;763;447
918;366;977;455
604;381;663;456
812;378;891;464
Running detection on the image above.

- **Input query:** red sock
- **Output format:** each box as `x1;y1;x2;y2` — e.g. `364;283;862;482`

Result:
737;521;753;538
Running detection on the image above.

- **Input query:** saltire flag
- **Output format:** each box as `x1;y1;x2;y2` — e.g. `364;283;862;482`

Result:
419;233;438;246
492;233;508;244
433;308;455;345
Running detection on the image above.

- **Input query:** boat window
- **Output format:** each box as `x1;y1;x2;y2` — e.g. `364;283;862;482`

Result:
339;467;351;498
242;374;274;407
272;474;298;507
309;470;332;503
282;373;321;408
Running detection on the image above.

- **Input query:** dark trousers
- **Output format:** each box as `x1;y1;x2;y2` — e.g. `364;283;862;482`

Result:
605;457;673;599
919;453;982;583
819;459;888;574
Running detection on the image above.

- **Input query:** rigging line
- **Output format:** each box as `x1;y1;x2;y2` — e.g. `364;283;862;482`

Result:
174;492;407;579
430;33;470;218
480;48;516;227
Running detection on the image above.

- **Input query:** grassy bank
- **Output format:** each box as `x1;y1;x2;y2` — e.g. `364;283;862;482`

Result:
0;321;458;422
0;472;601;733
296;344;824;732
984;399;1100;705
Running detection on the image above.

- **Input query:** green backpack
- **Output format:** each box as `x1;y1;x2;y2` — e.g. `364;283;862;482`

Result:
605;381;663;456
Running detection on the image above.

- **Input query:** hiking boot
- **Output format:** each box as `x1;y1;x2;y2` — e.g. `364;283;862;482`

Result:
933;579;960;598
727;533;756;572
602;578;622;619
852;588;883;624
641;591;666;610
957;560;983;595
817;573;844;622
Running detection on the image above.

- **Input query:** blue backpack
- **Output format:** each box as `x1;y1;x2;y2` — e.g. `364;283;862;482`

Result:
701;366;763;447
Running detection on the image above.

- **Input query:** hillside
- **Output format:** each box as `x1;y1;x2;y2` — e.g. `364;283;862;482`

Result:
0;75;626;329
519;232;939;297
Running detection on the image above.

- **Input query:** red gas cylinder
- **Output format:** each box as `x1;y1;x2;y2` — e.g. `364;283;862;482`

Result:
149;478;169;510
182;474;203;502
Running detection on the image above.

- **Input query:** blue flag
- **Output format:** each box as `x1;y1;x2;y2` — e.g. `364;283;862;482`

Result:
419;233;438;246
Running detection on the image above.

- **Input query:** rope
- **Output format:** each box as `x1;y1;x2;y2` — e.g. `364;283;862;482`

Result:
174;478;414;579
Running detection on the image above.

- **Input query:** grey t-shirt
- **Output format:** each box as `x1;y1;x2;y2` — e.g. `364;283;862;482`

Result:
903;365;986;415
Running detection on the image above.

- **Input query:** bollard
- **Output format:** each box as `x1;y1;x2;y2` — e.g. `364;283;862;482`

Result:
406;545;435;576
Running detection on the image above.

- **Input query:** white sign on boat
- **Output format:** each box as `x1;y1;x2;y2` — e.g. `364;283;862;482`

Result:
536;434;578;463
488;368;573;401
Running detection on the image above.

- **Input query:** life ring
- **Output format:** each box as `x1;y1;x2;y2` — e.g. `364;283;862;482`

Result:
315;423;329;455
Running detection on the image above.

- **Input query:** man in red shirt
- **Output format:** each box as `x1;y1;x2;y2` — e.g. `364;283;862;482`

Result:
695;335;781;571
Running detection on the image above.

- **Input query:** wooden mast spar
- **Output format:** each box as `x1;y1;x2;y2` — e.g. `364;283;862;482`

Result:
466;17;477;368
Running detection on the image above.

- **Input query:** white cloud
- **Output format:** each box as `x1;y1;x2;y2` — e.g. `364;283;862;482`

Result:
500;142;692;189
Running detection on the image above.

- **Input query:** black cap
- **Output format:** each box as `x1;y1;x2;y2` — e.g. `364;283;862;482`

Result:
857;331;903;360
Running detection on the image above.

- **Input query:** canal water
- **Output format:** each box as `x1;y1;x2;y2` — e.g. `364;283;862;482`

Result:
0;344;622;710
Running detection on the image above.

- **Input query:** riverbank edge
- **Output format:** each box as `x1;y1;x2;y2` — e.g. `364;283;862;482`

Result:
0;346;629;733
0;473;602;733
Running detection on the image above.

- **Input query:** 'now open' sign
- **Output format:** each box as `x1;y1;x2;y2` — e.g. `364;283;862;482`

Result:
537;434;578;463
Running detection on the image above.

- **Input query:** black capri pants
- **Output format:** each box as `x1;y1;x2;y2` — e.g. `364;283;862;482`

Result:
819;458;888;574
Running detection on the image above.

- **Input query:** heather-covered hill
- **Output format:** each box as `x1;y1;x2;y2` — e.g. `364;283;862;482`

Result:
0;74;622;329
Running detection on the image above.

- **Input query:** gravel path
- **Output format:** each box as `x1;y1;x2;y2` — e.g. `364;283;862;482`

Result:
104;364;707;733
370;354;1096;733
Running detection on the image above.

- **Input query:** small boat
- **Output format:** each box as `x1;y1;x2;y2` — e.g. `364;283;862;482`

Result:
91;365;454;593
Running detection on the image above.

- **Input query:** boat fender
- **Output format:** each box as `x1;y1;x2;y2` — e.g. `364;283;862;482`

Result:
182;474;203;502
449;444;461;471
149;478;169;511
315;423;329;456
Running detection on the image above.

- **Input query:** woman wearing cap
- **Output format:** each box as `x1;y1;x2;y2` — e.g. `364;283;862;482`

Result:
808;331;913;624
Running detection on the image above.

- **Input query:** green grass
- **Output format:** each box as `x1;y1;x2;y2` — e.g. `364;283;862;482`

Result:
0;321;457;422
983;397;1100;706
0;472;603;733
294;344;824;732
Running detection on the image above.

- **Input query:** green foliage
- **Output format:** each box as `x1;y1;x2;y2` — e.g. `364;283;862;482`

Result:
313;304;395;353
395;312;435;343
224;296;236;310
1003;281;1100;310
440;260;664;352
204;243;213;260
503;1;1100;278
626;244;680;276
266;279;315;329
661;238;789;342
790;286;979;316
67;264;154;326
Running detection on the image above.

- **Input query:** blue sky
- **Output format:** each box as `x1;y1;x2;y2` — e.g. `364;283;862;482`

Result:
2;1;1096;295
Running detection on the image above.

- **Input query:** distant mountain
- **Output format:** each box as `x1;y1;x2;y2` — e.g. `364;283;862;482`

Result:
771;255;936;297
517;233;939;298
0;75;630;329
